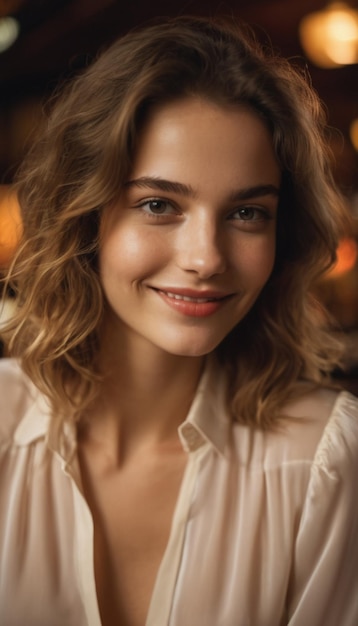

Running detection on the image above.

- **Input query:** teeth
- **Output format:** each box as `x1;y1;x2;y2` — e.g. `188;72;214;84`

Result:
163;290;215;303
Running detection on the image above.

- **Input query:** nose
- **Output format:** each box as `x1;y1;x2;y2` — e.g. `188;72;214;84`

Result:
176;213;227;279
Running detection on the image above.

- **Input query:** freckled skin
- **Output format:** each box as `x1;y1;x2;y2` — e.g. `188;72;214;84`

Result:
99;98;281;358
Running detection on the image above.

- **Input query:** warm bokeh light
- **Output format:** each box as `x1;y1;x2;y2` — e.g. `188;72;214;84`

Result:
350;118;358;151
299;2;358;68
0;16;20;53
326;237;358;278
0;185;22;268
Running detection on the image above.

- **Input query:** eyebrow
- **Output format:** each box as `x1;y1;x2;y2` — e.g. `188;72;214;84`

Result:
124;176;280;202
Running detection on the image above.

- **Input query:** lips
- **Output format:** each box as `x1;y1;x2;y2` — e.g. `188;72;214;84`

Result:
151;287;233;317
160;290;224;303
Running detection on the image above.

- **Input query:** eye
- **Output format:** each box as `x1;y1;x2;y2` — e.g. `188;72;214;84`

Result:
139;199;176;215
232;206;269;221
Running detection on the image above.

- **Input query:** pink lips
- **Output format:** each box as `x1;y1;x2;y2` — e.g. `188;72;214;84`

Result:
152;287;232;317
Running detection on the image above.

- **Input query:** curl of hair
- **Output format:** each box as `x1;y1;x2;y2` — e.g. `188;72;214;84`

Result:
1;16;350;425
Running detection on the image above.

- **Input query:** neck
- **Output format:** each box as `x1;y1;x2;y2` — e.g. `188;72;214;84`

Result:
79;324;205;460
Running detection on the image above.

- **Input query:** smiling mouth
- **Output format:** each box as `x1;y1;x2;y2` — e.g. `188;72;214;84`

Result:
158;290;226;303
151;287;233;317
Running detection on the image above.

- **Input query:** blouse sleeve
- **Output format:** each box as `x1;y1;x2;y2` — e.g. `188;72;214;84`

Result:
287;392;358;626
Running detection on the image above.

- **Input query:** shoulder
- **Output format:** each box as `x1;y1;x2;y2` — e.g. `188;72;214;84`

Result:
308;390;358;479
0;358;39;443
275;387;358;470
233;386;358;470
286;391;358;623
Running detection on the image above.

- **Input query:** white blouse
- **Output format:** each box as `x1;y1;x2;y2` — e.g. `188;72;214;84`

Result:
0;357;357;626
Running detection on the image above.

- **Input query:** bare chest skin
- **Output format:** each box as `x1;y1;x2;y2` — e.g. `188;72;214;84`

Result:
78;440;187;626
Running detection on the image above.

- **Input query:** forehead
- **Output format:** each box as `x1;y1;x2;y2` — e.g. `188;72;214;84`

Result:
130;97;281;193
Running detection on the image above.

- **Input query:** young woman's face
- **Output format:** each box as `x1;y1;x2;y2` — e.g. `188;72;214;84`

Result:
99;98;281;357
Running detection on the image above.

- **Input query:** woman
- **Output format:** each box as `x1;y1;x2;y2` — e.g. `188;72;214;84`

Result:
0;16;357;626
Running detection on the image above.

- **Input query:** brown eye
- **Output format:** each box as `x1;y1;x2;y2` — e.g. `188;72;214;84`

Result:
147;200;169;214
229;205;273;230
138;199;176;215
233;206;267;221
238;207;256;220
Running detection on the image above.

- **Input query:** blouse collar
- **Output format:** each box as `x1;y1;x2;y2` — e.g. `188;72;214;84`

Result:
13;356;231;460
178;356;230;456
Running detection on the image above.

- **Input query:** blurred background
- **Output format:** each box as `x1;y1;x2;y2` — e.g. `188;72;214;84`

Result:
0;0;357;390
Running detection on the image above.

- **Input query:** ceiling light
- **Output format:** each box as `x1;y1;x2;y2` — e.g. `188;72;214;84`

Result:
0;16;20;53
299;2;358;68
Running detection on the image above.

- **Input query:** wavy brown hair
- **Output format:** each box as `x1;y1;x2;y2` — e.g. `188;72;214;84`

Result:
1;16;350;426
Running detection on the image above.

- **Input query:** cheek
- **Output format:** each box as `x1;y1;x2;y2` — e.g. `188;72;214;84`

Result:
235;236;276;286
99;226;169;283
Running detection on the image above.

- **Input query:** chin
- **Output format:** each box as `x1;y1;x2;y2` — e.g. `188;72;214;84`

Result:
162;335;226;358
